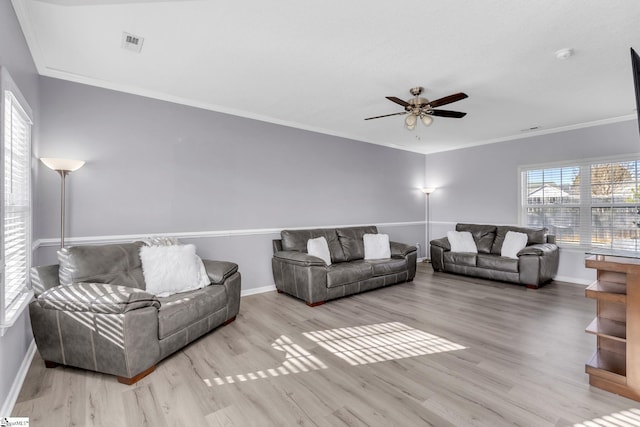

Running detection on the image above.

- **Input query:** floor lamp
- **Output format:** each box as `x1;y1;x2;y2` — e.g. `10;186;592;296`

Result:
41;158;85;248
422;187;436;262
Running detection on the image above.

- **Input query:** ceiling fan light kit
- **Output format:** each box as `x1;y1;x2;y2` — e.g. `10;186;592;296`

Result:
420;114;433;127
365;86;468;131
404;113;417;130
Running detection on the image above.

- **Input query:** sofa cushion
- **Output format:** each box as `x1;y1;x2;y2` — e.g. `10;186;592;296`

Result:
326;261;373;288
456;224;497;254
491;226;547;254
367;258;407;276
58;242;146;290
157;284;227;340
336;226;378;261
444;252;477;267
281;229;346;263
477;254;519;273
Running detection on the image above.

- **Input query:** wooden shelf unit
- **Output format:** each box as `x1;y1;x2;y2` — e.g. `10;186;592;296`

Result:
585;254;640;401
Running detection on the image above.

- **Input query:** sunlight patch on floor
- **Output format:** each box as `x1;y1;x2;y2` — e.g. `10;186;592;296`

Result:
204;335;327;386
203;322;466;386
573;408;640;426
303;321;466;366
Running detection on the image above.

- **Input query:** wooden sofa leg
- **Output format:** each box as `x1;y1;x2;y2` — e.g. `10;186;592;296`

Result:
306;301;325;307
526;284;539;289
117;365;156;385
44;360;59;369
223;316;237;326
277;289;283;293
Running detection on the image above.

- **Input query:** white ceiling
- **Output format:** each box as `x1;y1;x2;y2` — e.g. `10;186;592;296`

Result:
11;0;640;154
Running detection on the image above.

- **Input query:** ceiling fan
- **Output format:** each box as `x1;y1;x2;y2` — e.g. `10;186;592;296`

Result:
365;87;468;130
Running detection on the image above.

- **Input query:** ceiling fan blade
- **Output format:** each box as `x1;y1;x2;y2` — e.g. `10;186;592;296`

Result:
429;109;467;118
364;112;407;120
428;92;468;108
385;96;410;107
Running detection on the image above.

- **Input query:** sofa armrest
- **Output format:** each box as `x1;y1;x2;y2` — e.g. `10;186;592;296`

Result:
517;243;558;257
273;251;327;266
430;237;451;251
221;271;241;322
390;241;417;258
31;264;60;297
37;283;160;314
430;245;445;271
272;239;283;253
202;260;239;284
272;254;328;305
518;243;559;286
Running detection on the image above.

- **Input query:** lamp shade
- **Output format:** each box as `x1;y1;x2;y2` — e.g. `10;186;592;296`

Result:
40;158;85;172
421;114;434;126
422;187;436;195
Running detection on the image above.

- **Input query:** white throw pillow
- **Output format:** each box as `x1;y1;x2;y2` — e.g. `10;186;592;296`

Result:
447;231;478;253
307;236;332;265
363;233;391;260
501;231;529;259
139;244;210;297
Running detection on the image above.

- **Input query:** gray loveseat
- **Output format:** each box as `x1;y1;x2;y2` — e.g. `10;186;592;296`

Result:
430;223;559;288
272;226;417;306
29;241;241;384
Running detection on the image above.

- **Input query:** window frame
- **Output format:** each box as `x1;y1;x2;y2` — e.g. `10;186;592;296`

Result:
0;67;33;334
519;154;640;251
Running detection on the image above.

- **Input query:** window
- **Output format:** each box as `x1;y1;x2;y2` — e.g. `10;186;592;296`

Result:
521;157;640;251
0;68;33;332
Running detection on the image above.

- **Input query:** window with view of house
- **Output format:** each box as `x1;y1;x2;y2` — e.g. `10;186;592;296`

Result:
521;158;640;251
0;68;33;332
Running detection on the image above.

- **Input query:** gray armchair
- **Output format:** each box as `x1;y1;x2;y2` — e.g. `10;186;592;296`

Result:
29;242;241;384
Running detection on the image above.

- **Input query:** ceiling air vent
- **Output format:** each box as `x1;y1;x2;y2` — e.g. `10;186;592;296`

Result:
121;32;144;53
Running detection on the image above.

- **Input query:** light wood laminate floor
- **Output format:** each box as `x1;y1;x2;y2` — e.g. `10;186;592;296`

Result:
12;264;640;426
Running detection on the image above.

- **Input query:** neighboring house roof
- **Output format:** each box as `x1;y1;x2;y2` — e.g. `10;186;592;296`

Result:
528;184;571;199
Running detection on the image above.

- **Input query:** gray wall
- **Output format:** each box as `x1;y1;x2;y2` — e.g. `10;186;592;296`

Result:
425;119;640;283
34;77;427;290
0;1;39;416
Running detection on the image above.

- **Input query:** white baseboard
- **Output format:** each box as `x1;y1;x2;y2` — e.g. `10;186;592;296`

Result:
241;285;277;297
554;275;591;286
1;339;36;417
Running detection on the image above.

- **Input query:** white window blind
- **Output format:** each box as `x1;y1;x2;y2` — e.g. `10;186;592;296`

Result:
591;161;640;251
521;158;640;251
1;89;32;327
523;166;581;246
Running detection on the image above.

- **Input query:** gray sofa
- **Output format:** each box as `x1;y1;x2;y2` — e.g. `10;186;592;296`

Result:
272;226;417;306
430;223;559;288
29;241;241;384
